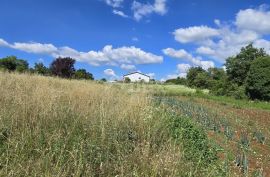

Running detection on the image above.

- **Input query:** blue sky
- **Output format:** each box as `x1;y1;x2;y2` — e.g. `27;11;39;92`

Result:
0;0;270;80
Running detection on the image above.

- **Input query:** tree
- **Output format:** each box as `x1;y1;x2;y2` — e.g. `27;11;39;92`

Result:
50;57;75;78
165;77;187;85
225;44;267;85
193;72;211;89
100;78;107;82
186;67;208;88
0;56;28;72
34;62;50;75
246;56;270;101
74;69;94;80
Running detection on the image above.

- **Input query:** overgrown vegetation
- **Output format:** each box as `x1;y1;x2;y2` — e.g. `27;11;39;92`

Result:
165;44;270;101
0;72;225;176
0;56;94;80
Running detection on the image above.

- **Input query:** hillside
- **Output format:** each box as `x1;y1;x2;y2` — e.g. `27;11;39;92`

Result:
1;72;270;176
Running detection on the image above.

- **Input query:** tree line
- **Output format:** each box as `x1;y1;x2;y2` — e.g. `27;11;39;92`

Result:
165;44;270;101
0;56;94;80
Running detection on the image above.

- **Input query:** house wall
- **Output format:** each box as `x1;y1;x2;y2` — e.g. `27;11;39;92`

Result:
124;73;150;82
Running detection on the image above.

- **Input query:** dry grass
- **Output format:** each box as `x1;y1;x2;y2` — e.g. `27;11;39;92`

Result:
0;72;198;177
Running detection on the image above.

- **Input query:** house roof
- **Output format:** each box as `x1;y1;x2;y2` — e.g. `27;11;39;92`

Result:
123;72;150;78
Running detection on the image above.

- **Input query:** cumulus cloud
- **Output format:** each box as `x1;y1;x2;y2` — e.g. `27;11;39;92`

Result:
104;68;120;80
0;38;9;47
173;26;220;43
12;42;58;54
170;6;270;63
132;0;167;21
112;10;129;18
236;7;270;34
177;63;191;73
196;46;215;55
120;64;136;70
104;68;116;76
105;0;124;8
163;48;214;70
0;38;163;67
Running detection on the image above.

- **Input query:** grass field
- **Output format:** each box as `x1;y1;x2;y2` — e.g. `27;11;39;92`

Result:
0;72;270;176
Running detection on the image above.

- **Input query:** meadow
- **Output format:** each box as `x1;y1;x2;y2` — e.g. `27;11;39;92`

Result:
0;72;270;176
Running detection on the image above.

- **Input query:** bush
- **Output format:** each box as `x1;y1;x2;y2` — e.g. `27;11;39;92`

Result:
246;56;270;101
74;69;94;80
169;115;217;165
0;56;28;72
50;57;75;78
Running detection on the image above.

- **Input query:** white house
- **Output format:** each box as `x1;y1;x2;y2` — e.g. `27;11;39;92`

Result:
123;72;150;83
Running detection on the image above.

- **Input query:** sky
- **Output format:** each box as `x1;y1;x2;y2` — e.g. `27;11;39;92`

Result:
0;0;270;81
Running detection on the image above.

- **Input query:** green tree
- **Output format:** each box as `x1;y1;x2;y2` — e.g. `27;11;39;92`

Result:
74;69;94;80
50;57;75;78
100;78;107;82
246;56;270;101
165;77;187;85
225;44;267;85
187;67;208;88
0;56;28;72
34;62;50;75
193;72;211;89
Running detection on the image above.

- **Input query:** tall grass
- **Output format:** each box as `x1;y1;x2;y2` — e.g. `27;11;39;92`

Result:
0;72;222;176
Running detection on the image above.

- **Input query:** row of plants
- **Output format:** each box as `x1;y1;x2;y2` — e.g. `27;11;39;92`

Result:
154;96;267;176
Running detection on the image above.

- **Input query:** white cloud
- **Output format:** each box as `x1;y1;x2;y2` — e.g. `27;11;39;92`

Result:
105;0;124;8
0;38;9;47
163;48;214;70
112;10;128;18
0;38;163;67
254;39;270;54
104;68;120;80
169;6;270;63
236;7;270;34
177;63;191;73
173;26;220;43
120;64;136;70
132;0;167;21
196;46;215;55
214;19;221;27
104;68;116;76
12;42;58;54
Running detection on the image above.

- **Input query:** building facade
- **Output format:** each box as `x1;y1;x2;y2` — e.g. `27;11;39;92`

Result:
123;72;150;83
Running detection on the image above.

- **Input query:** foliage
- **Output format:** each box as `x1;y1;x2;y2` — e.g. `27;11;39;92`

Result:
186;67;207;88
100;78;107;82
74;69;94;80
225;44;267;86
169;115;217;164
165;77;187;85
50;57;75;78
0;56;28;72
246;56;270;101
34;62;50;75
0;72;224;176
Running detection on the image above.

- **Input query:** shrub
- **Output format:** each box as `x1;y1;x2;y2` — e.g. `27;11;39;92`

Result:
74;69;94;80
0;56;28;72
246;56;270;101
169;115;217;165
50;57;75;78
